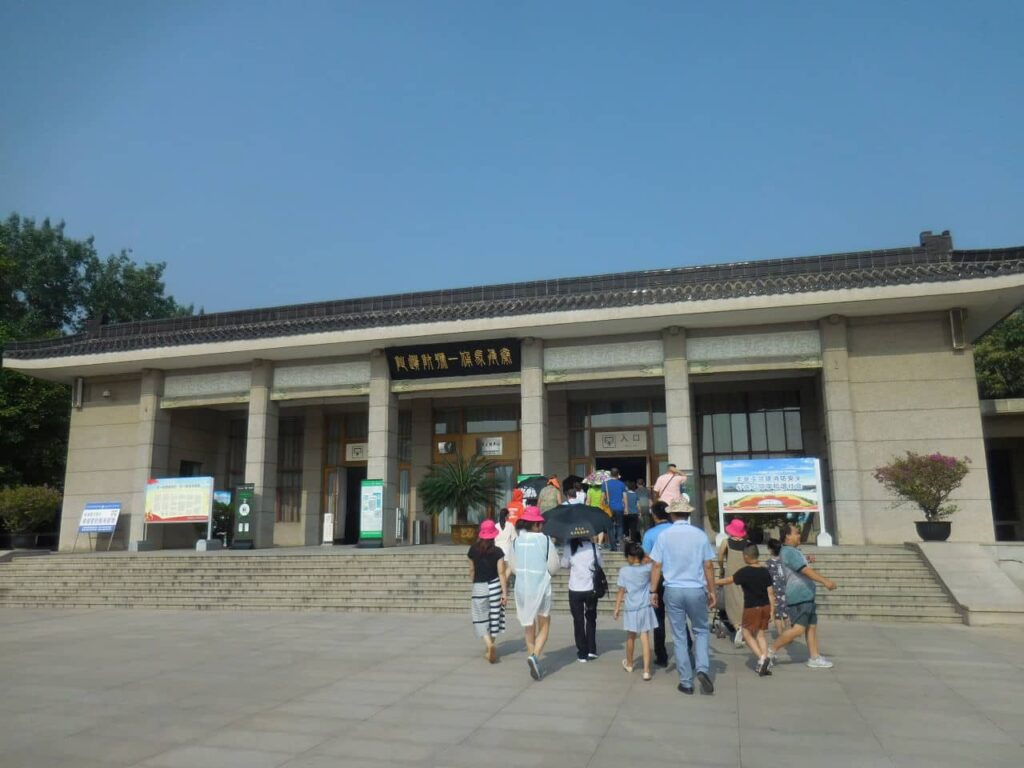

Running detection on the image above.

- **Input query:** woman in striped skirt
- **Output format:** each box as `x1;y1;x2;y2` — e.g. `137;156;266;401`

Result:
468;519;508;663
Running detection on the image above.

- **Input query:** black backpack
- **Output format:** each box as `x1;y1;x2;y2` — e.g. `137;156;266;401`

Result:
590;542;609;599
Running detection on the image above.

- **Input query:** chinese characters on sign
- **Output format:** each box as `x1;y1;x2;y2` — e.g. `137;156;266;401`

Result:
78;502;121;533
731;474;803;492
144;477;215;524
594;431;648;453
477;437;504;456
386;339;520;380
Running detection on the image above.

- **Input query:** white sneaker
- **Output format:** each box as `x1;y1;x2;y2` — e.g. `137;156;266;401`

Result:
734;629;745;648
806;656;834;669
767;650;778;671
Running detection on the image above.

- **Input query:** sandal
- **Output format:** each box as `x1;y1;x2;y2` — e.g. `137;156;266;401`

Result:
622;659;634;673
487;646;497;664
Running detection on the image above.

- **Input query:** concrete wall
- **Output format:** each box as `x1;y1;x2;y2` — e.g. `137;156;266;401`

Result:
847;313;994;543
59;378;143;551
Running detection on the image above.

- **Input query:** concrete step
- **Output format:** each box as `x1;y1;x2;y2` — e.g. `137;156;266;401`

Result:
0;545;962;624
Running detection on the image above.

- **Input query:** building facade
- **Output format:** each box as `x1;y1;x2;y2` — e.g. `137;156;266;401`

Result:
5;231;1024;550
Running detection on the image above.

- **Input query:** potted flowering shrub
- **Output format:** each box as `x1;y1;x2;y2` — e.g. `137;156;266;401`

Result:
873;452;970;541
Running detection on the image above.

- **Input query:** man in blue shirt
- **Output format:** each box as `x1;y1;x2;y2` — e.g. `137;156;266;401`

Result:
642;501;674;667
602;468;627;551
650;499;717;695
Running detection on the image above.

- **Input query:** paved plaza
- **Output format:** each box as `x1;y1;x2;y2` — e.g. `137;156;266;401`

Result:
1;608;1023;768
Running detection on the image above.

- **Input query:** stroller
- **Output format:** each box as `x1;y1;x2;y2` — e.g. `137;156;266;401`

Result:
711;585;730;639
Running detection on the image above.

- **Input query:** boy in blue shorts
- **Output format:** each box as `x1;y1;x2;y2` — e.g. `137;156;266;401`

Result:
769;523;837;669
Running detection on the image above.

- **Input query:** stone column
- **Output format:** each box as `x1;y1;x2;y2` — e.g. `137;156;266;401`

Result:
820;317;865;545
662;328;698;523
546;389;569;478
410;398;433;540
368;350;399;543
130;369;170;548
300;405;324;545
245;359;278;548
520;338;546;475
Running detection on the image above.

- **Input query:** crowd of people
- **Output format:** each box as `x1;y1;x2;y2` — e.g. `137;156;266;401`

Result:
465;467;838;693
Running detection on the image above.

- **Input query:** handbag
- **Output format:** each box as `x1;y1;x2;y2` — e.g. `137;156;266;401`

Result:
590;542;609;599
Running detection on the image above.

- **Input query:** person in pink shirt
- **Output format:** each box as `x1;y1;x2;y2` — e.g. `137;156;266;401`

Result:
653;464;686;504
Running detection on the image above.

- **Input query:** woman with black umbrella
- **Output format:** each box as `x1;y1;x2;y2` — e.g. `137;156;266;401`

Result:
560;535;604;663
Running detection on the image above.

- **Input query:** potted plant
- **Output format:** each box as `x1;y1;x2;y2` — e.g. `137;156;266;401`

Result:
0;485;63;549
419;454;500;545
873;452;970;541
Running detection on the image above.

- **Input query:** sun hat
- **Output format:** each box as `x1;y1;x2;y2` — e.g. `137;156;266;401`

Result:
478;520;499;539
520;506;545;523
725;518;748;538
668;498;694;515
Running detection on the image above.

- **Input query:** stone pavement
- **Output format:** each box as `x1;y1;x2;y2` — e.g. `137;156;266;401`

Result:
1;608;1022;768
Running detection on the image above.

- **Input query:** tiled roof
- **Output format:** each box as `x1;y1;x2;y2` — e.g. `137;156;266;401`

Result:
4;241;1024;361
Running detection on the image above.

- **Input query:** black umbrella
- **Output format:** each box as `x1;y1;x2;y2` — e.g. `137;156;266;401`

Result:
542;504;613;542
515;475;549;503
562;474;583;491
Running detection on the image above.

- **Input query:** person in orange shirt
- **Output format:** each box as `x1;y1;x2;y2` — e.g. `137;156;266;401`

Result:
506;488;526;526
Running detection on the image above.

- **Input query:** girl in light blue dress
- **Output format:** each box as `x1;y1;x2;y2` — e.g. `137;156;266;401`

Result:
613;542;659;680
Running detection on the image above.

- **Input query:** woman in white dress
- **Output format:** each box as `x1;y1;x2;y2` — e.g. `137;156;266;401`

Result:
510;506;559;681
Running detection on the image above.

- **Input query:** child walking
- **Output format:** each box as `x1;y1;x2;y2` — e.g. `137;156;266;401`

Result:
613;542;659;681
716;543;775;676
765;538;790;638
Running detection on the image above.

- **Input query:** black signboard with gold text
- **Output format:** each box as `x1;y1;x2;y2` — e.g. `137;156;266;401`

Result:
386;338;520;380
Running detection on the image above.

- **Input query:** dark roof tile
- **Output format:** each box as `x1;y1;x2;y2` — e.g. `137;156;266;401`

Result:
4;244;1024;360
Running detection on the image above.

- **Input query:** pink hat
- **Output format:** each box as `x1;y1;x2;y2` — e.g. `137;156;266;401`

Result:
520;506;545;523
725;518;748;538
478;520;499;539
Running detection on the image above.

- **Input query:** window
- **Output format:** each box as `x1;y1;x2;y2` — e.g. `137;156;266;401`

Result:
696;389;805;487
345;412;368;441
433;409;461;435
326;412;370;465
464;405;518;433
276;417;304;523
179;460;203;477
589;398;650;429
398;411;412;463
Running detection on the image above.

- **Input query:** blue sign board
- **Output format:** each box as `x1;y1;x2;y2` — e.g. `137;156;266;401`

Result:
78;502;121;533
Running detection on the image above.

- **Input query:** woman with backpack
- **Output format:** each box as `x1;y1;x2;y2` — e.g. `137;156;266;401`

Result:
560;535;606;663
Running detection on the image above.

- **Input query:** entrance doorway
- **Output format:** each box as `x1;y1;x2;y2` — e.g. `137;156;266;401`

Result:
342;466;367;545
595;456;648;484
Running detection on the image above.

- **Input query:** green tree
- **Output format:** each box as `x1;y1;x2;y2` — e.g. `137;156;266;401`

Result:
0;213;193;488
974;310;1024;399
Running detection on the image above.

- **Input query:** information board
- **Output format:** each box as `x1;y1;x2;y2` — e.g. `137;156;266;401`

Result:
715;458;831;546
144;477;215;524
78;502;121;533
359;479;384;542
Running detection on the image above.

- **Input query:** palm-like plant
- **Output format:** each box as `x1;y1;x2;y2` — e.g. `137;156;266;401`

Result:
419;454;500;524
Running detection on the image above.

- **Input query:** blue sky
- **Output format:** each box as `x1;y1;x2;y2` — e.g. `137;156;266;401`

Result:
2;1;1022;313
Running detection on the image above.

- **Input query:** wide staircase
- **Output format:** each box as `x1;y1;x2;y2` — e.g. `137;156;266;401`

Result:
0;545;962;623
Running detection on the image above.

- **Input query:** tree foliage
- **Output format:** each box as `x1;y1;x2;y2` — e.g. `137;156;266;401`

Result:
0;213;193;488
0;485;63;533
974;310;1024;400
